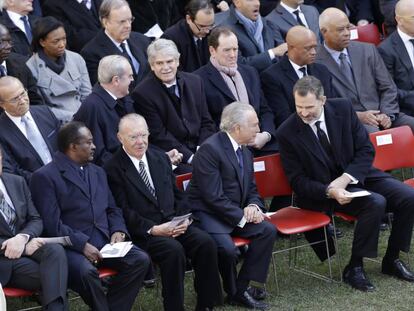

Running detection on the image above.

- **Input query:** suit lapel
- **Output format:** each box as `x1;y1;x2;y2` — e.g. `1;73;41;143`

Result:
324;105;343;165
276;5;297;27
392;33;414;80
317;46;358;96
30;108;54;152
220;132;244;189
127;37;148;81
281;56;300;83
346;44;364;97
1;114;44;165
207;63;236;100
55;155;91;198
0;176;17;234
120;150;158;205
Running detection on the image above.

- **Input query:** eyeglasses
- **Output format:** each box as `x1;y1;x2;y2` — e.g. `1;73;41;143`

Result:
126;133;149;142
110;16;135;26
192;20;215;32
0;38;12;46
3;89;27;104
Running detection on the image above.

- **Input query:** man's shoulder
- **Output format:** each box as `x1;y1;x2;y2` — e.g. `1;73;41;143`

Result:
1;172;26;185
377;31;399;53
162;19;186;39
129;31;151;47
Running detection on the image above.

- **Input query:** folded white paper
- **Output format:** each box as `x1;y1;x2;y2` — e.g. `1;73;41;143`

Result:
100;242;133;258
344;190;371;198
169;213;192;227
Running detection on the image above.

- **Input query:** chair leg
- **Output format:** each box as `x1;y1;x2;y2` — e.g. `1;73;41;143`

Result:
331;216;343;282
271;254;280;295
323;226;333;281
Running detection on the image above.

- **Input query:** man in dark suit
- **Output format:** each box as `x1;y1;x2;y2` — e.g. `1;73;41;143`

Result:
277;76;414;291
162;0;214;72
42;0;102;53
265;0;321;45
317;8;414;133
105;114;223;311
304;0;373;25
378;0;414;116
0;24;43;105
188;102;277;310
74;55;135;166
217;0;287;72
0;147;68;310
80;0;150;89
30;122;150;310
0;0;39;57
0;77;59;183
132;38;216;174
194;26;278;155
261;26;335;128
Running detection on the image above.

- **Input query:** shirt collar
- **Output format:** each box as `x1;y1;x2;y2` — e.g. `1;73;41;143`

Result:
397;27;414;44
225;132;241;152
6;10;25;23
163;80;177;88
5;110;33;124
323;42;348;63
288;58;306;72
104;29;127;46
123;146;149;167
280;1;300;14
308;108;326;128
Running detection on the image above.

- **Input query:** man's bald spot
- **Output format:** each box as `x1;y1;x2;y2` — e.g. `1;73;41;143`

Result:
118;113;147;134
396;0;414;16
0;77;23;101
286;26;315;46
319;7;349;30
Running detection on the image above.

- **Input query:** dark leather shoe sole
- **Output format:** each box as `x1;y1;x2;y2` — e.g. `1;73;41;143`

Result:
382;260;414;282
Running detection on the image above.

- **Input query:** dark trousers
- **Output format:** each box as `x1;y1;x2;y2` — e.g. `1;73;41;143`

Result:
147;225;223;311
66;245;150;311
6;244;68;310
210;221;277;296
335;176;414;259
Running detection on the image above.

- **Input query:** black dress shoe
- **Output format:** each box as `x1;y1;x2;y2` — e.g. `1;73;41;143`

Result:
327;223;343;238
382;258;414;282
143;278;156;288
247;285;267;300
228;291;269;310
379;222;389;231
343;265;375;292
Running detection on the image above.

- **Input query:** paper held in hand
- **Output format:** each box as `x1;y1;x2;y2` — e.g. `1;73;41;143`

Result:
344;190;371;198
100;242;133;258
169;213;192;228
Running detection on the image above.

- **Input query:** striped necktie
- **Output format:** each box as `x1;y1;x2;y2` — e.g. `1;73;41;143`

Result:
0;188;16;233
139;160;156;198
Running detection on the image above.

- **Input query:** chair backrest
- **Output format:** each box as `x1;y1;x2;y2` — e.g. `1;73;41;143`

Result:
176;172;192;191
354;23;381;46
253;153;292;198
369;126;414;171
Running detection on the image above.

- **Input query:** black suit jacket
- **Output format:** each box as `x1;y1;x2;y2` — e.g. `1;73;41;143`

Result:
0;106;60;183
0;173;43;285
42;0;102;53
194;61;277;152
80;30;151;88
73;84;135;166
276;98;387;212
187;132;264;233
162;19;210;72
105;147;189;248
0;11;39;57
218;6;279;72
378;31;414;114
261;55;336;128
6;52;44;105
131;71;216;162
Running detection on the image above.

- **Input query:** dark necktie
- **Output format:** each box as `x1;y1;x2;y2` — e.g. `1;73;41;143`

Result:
120;42;137;76
293;10;305;27
299;67;307;77
339;52;356;89
236;147;244;175
196;39;204;64
0;64;6;77
20;16;32;43
0;188;16;233
166;84;181;117
139;160;156;198
315;121;334;159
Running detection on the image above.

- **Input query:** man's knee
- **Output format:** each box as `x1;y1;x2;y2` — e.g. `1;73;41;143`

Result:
260;221;278;240
39;244;67;263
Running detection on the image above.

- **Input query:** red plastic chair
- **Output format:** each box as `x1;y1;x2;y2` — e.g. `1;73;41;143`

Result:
354;23;382;46
253;154;335;290
369;126;414;185
175;172;192;191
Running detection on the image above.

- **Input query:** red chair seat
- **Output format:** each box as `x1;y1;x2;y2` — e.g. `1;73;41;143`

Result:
4;287;35;297
231;237;251;247
268;207;330;235
334;212;357;222
404;179;414;188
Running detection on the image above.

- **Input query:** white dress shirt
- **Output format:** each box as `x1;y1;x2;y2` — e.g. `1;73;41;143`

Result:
123;148;155;190
6;10;27;35
289;59;308;78
397;28;414;69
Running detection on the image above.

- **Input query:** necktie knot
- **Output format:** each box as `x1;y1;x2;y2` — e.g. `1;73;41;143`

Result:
293;10;305;26
299;67;307;77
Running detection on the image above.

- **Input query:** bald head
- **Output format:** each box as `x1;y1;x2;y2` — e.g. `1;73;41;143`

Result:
286;26;317;66
395;0;414;37
118;113;149;159
0;76;23;98
319;8;351;51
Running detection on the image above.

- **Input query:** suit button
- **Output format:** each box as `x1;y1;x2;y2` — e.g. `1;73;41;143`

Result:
160;210;164;213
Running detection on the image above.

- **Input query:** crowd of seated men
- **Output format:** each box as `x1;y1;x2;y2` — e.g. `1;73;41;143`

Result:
1;0;414;310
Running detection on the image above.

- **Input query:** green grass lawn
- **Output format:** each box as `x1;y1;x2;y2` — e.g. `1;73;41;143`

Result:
6;220;414;311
